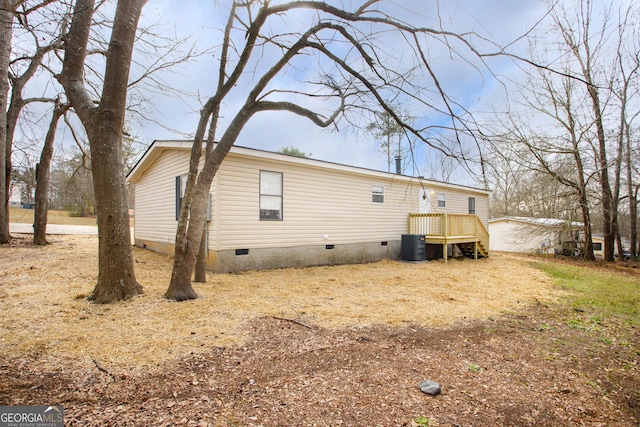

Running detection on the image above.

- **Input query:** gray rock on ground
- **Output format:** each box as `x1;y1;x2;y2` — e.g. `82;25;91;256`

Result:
418;380;441;395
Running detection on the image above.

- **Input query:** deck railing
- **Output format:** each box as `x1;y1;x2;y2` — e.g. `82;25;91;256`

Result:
409;213;489;254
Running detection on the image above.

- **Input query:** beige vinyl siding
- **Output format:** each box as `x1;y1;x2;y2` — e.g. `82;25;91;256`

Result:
474;194;490;226
130;142;490;255
134;149;189;244
207;175;218;249
212;153;416;251
422;186;489;226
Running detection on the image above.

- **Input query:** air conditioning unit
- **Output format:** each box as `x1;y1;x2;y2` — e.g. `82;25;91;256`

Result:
401;234;426;261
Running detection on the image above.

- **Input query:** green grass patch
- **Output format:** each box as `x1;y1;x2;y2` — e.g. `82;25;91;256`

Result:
413;416;431;426
533;262;640;327
468;363;482;373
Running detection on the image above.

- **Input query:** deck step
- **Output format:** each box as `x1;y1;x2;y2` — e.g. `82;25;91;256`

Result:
456;242;489;258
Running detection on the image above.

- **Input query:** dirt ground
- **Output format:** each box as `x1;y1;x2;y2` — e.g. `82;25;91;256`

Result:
0;235;638;426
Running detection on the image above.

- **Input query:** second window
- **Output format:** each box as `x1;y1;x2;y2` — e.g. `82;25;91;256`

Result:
260;170;283;220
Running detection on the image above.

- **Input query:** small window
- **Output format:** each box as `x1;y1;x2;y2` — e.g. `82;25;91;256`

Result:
468;197;476;214
592;242;602;251
437;193;446;208
260;170;283;220
175;174;188;220
372;185;384;203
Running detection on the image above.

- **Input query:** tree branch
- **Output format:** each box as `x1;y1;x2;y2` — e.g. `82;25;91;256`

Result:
254;98;344;128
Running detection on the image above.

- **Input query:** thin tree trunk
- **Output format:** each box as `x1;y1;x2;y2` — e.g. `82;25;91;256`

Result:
0;1;13;243
7;24;61;243
166;175;209;300
626;123;637;258
631;186;638;258
166;200;204;300
167;115;246;300
33;103;65;245
567;96;595;261
587;84;615;261
577;189;595;261
556;3;617;261
194;223;207;283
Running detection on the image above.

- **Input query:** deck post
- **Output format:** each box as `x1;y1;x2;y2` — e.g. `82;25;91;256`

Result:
443;214;448;262
442;213;447;237
474;241;478;260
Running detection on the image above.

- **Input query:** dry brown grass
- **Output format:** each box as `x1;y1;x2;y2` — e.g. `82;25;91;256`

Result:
0;235;561;371
9;207;97;226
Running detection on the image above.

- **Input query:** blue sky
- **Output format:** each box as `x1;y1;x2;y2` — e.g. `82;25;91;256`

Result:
126;0;553;186
15;0;553;187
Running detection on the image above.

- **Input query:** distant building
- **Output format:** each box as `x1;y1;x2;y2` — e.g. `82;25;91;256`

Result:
8;182;22;208
591;234;631;259
489;216;582;255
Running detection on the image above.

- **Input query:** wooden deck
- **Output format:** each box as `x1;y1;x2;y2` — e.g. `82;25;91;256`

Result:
408;213;489;261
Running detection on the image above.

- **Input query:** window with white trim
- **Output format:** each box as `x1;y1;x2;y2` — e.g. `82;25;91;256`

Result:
260;170;283;220
437;193;446;207
371;185;384;203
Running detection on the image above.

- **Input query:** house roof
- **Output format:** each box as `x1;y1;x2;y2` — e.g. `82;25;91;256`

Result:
127;139;491;195
489;216;583;228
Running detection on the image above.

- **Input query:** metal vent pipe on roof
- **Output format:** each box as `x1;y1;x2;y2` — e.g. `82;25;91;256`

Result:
395;156;402;175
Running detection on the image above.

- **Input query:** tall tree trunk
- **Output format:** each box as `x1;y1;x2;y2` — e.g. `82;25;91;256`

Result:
631;185;639;258
625;122;637;258
586;84;615;261
33;103;65;245
0;1;13;243
87;0;145;303
567;97;595;261
60;0;146;303
87;113;141;302
556;1;619;261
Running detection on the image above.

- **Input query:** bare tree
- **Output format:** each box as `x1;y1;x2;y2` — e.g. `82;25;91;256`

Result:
0;0;18;243
485;0;640;261
33;100;66;244
51;146;95;215
486;51;601;259
58;0;145;302
1;0;60;243
164;0;509;300
612;6;640;258
9;16;65;244
624;129;640;257
485;150;527;217
554;0;621;261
